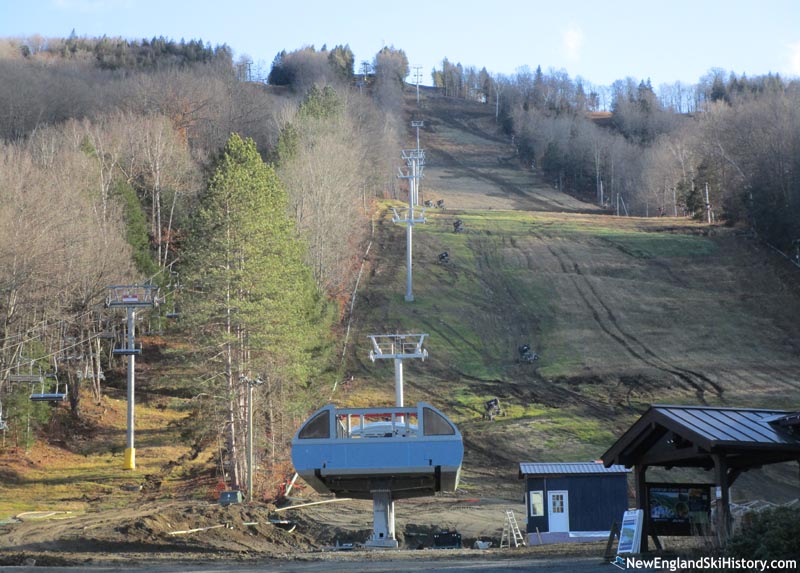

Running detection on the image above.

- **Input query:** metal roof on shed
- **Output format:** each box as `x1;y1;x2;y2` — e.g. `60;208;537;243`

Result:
519;462;630;476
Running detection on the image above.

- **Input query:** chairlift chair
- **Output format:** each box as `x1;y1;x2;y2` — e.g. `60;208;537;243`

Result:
8;360;44;384
8;374;43;383
76;367;105;381
105;285;160;308
59;353;84;362
113;345;142;356
30;376;68;402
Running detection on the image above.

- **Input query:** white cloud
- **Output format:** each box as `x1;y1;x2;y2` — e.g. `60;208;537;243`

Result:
789;42;800;76
562;23;584;62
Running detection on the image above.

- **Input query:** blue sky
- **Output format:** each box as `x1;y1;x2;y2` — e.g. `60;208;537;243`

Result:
1;0;798;87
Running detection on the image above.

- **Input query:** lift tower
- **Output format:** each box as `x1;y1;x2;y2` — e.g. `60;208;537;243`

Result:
363;333;428;547
394;147;426;301
106;285;158;470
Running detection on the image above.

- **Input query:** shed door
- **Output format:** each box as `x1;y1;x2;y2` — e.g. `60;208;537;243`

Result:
547;490;569;532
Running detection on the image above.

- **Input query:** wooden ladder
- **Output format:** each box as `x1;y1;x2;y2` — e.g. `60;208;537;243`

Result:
500;510;526;548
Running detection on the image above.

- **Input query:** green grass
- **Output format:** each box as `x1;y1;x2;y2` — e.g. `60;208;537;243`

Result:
599;233;716;259
0;396;191;519
528;215;717;258
354;204;730;465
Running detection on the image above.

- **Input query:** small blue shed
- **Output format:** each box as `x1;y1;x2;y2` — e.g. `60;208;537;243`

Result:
519;462;630;539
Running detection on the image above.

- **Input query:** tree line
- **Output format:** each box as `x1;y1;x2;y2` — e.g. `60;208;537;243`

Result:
14;32;229;71
434;58;800;252
0;36;404;495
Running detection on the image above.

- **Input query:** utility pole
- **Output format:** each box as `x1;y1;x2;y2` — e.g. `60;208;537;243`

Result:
673;185;678;217
242;375;264;502
594;146;602;206
107;285;158;470
412;66;422;104
493;76;503;123
600;180;604;208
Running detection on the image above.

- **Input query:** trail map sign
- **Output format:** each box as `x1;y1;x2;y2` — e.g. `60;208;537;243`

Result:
648;483;711;536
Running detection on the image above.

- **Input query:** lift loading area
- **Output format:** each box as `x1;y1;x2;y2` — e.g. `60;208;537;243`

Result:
291;402;463;498
291;401;463;547
291;333;464;548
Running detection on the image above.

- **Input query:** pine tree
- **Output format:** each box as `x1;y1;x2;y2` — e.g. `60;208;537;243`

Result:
180;133;334;490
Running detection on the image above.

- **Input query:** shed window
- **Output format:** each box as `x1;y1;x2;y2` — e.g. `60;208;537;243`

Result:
298;410;330;439
551;493;565;513
423;407;455;436
530;491;544;517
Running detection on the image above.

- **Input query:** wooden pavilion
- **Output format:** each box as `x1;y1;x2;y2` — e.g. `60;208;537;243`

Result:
601;405;800;550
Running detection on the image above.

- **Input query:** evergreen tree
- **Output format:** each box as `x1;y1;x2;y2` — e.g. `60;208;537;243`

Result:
532;65;545;110
274;85;341;163
180;133;334;489
115;180;159;278
268;50;290;85
327;45;355;83
710;74;728;103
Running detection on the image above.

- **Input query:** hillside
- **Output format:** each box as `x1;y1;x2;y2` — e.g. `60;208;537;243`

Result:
2;87;800;563
340;89;800;501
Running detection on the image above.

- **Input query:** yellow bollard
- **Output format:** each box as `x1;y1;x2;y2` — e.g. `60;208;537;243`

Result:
124;447;136;470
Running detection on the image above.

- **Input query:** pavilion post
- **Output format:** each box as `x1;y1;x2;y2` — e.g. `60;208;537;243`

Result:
712;454;731;544
634;464;648;553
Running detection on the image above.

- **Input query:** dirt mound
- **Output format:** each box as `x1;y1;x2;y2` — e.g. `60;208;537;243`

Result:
0;501;309;563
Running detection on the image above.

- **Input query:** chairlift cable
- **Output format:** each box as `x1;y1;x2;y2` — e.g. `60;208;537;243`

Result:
0;330;109;378
0;306;99;344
